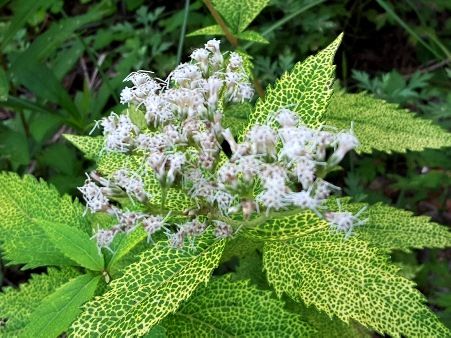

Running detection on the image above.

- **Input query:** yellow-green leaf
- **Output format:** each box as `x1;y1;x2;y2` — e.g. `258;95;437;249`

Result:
263;230;450;337
325;91;451;153
68;233;225;337
161;276;316;337
39;219;104;271
243;33;343;139
21;274;100;338
0;172;89;268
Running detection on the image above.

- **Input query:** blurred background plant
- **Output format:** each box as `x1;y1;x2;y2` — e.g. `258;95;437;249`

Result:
0;0;450;329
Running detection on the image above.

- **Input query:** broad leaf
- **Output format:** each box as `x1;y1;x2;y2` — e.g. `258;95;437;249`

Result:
0;172;90;268
211;0;269;33
325;91;451;153
39;219;104;271
187;25;223;37
243;209;327;240
68;232;225;336
0;267;78;336
237;30;269;44
107;226;148;275
21;274;100;338
244;33;343;138
329;198;451;252
263;230;450;337
161;276;316;337
64;134;104;160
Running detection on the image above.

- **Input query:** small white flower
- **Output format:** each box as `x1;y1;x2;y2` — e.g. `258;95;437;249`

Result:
325;206;367;239
247;125;277;157
143;95;174;127
190;48;210;74
284;190;321;216
78;179;110;213
120;87;134;104
276;108;298;127
227;52;244;72
142;215;166;242
329;130;359;166
205;39;221;54
92;227;117;252
213;221;234;238
170;63;202;89
166;152;186;185
202;76;223;110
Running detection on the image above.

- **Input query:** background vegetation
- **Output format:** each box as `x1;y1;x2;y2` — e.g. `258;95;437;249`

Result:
0;0;450;330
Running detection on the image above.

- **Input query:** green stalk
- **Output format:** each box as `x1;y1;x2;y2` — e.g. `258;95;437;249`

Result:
176;0;191;65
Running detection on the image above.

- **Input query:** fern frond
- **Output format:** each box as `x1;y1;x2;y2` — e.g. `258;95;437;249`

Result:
243;33;342;137
329;198;451;252
0;267;79;336
0;172;90;268
325;91;451;153
161;276;316;337
68;233;225;337
263;230;450;337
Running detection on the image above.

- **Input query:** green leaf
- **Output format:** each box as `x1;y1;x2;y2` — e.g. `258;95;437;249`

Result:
291;300;370;338
0;267;78;336
243;209;327;241
0;0;56;50
9;57;81;121
38;143;79;175
161;276;316;337
64;134;104;160
328;198;451;252
244;33;343;138
107;226;148;275
39;219;104;271
222;102;252;136
68;233;225;336
237;30;269;44
21;274;101;338
20;2;113;62
187;24;223;37
263;230;450;337
0;67;9;101
0;128;30;170
53;40;85;81
0;172;90;268
143;325;167;338
325;91;451;153
211;0;269;33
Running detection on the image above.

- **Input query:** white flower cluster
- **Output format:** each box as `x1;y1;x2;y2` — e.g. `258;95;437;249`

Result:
80;39;366;251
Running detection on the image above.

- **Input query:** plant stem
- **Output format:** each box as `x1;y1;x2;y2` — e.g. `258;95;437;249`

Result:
176;0;190;64
202;0;265;97
203;0;238;47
